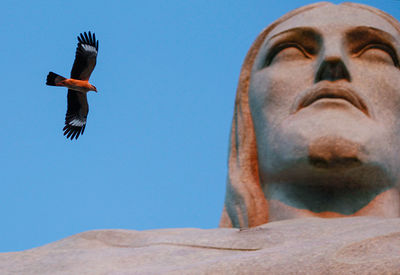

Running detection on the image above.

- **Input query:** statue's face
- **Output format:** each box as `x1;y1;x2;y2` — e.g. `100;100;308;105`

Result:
249;4;400;185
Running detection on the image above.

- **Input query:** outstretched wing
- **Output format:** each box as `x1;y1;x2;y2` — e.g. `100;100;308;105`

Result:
70;31;99;80
63;90;89;140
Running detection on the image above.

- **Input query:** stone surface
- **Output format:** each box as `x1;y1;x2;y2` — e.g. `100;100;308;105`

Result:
1;217;400;274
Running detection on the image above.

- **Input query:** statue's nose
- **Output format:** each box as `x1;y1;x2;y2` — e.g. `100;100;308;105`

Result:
315;58;351;82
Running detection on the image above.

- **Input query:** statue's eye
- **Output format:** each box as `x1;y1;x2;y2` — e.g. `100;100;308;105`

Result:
356;44;398;67
266;43;310;66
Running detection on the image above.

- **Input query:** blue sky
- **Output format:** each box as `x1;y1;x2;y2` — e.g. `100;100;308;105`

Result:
1;0;399;252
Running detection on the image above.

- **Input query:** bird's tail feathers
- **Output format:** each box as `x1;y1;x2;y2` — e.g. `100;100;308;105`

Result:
46;72;66;86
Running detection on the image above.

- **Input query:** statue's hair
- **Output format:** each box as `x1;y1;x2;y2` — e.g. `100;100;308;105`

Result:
220;2;400;228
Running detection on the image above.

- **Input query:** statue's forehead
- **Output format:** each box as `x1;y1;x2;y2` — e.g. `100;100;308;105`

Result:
268;4;399;38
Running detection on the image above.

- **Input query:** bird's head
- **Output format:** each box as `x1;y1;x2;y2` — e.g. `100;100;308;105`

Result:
90;85;98;93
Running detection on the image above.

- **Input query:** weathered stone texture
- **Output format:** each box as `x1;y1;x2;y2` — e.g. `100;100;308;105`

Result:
1;217;399;274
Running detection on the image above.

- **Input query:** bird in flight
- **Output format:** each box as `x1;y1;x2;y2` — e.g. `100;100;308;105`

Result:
46;31;99;140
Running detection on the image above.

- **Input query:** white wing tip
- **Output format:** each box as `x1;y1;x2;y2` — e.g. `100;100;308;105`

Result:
69;119;85;127
81;44;97;53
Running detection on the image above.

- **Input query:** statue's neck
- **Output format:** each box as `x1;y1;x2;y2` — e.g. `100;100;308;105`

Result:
263;183;400;222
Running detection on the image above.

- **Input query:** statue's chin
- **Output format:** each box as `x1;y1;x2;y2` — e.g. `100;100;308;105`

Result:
258;106;400;187
277;106;374;171
307;136;363;169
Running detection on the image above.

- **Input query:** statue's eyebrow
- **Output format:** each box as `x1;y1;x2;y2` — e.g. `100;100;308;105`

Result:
345;26;397;46
268;27;321;41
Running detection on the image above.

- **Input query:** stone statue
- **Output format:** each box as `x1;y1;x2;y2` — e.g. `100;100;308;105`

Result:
220;2;400;228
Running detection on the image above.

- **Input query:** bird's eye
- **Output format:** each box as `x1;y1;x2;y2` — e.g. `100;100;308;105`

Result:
356;44;398;67
266;43;311;66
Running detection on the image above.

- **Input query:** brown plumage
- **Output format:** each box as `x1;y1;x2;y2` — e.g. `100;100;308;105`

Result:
46;31;99;140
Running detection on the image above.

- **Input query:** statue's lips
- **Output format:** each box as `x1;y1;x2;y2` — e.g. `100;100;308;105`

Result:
298;87;369;116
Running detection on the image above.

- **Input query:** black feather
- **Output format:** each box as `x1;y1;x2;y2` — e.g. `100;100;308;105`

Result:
84;32;89;43
46;71;66;86
46;72;57;86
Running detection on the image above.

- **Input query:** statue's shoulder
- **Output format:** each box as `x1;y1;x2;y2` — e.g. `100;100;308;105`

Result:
2;217;400;274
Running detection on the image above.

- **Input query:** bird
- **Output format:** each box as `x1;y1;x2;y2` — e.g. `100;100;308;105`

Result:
46;31;99;140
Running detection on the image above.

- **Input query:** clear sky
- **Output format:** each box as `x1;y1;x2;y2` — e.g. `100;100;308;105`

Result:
1;0;399;252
